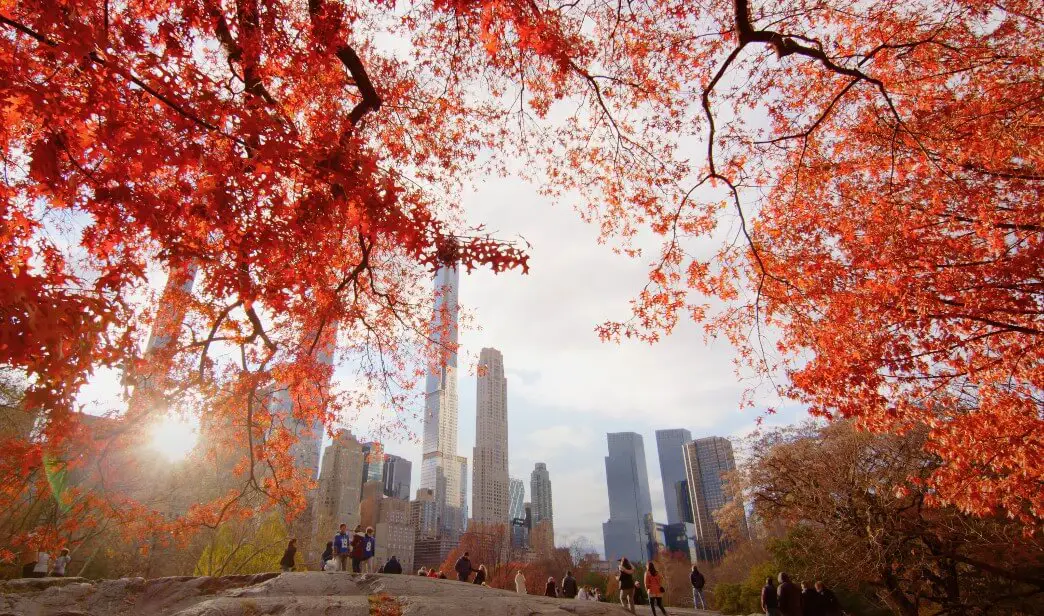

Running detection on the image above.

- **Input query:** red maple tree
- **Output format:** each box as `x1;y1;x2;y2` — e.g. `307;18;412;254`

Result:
2;0;1040;565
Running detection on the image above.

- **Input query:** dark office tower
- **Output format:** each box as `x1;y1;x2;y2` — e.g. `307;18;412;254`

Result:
602;432;656;563
655;429;693;524
383;454;412;500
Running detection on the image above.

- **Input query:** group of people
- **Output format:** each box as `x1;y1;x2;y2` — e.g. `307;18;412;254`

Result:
316;523;377;573
413;551;488;583
20;548;72;578
612;557;709;615
762;573;842;616
526;570;600;601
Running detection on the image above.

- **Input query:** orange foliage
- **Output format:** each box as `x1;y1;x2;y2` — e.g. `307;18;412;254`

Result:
1;0;1040;568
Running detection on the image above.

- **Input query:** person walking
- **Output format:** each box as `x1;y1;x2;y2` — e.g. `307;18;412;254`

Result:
645;561;668;616
473;564;487;585
454;551;474;582
545;576;558;597
618;558;637;614
562;570;579;598
333;524;350;572
279;538;297;572
349;525;366;573
815;582;842;616
777;573;802;616
361;527;376;573
320;541;334;572
801;581;824;616
762;577;779;616
690;564;707;610
383;555;402;574
32;551;49;578
515;569;527;593
52;549;71;577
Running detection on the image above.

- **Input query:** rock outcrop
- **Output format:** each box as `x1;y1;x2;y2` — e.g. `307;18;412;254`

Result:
1;572;657;615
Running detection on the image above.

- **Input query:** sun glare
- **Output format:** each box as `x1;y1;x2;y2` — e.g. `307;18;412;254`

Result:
150;416;198;462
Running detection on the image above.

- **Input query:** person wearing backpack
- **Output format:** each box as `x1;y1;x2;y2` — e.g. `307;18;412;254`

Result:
690;564;707;610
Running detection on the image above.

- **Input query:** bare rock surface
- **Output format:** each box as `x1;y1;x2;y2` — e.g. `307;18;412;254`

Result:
0;572;713;615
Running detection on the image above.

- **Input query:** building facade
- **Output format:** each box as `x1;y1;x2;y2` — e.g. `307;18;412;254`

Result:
472;348;510;526
312;430;365;551
530;463;553;525
682;436;748;562
362;442;385;484
602;432;656;563
508;478;525;523
655;429;693;525
383;454;412;501
409;488;439;540
361;481;415;573
419;265;467;539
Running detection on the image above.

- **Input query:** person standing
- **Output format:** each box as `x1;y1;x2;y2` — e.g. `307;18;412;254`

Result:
777;573;802;616
690;564;707;610
762;577;779;616
645;562;668;616
545;576;558;597
361;527;376;573
383;555;403;574
473;564;487;585
515;569;527;593
52;549;71;577
454;551;474;582
562;570;579;598
279;538;297;572
618;558;637;614
333;524;350;572
32;550;49;578
349;525;366;573
815;581;842;616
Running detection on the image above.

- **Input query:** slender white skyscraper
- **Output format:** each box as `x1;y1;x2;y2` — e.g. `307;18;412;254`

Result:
419;265;467;537
472;348;509;525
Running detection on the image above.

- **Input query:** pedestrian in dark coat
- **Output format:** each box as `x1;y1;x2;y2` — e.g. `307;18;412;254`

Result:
777;573;802;616
383;556;403;574
562;570;578;598
349;525;366;573
454;551;474;582
762;577;779;616
473;564;487;585
545;577;558;597
279;538;297;572
815;582;842;616
801;581;823;616
691;565;707;609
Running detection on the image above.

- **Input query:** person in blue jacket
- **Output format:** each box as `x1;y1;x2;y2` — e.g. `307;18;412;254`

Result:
333;524;350;572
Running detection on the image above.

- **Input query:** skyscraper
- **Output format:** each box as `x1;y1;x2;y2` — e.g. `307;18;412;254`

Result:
419;265;466;538
362;442;385;484
655;429;693;525
602;432;656;563
472;348;509;526
530;462;553;526
312;430;365;551
383;454;412;501
508;478;525;522
683;436;748;562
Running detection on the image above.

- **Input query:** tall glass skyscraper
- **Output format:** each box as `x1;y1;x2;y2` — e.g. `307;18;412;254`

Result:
683;436;748;562
655;429;693;525
419;265;467;538
602;432;656;563
508;478;525;522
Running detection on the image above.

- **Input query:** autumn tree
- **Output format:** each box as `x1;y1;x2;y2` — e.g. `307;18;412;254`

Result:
739;422;1044;615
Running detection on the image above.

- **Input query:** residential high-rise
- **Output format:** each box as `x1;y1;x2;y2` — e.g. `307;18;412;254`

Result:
312;430;365;551
409;488;438;540
683;436;748;562
602;432;656;563
655;429;693;525
419;265;467;539
530;463;553;525
383;454;412;501
361;481;415;573
472;348;510;526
